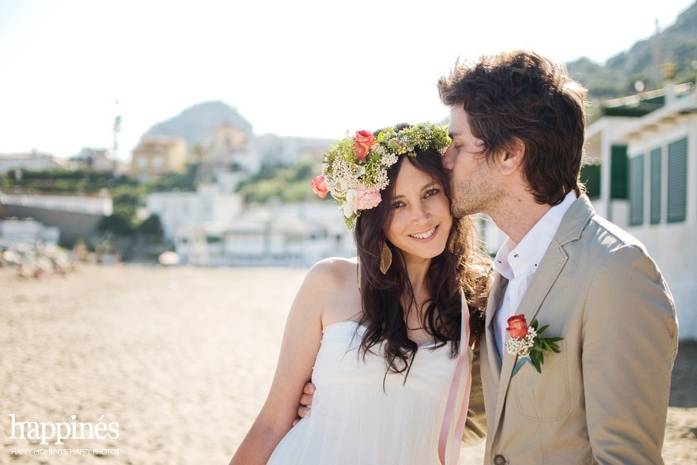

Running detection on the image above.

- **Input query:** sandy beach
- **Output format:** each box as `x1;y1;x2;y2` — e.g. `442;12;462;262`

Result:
0;264;695;464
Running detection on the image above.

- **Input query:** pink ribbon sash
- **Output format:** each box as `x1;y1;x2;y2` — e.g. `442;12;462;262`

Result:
437;290;472;465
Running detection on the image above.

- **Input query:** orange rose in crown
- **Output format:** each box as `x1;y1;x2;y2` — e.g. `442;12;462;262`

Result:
505;314;563;375
353;130;376;161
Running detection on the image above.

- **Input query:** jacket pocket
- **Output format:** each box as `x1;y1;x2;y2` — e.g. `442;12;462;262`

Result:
509;341;570;421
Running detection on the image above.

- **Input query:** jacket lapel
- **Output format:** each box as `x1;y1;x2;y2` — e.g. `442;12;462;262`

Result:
491;242;568;432
484;272;507;381
490;195;595;436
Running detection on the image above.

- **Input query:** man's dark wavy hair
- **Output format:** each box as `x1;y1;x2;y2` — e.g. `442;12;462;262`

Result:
438;51;587;205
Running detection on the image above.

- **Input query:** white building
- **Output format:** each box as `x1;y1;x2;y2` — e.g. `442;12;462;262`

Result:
0;192;113;216
145;183;244;243
586;80;697;340
0;218;59;248
0;192;113;244
71;147;116;172
0;151;67;174
173;202;355;266
198;123;262;175
249;134;332;168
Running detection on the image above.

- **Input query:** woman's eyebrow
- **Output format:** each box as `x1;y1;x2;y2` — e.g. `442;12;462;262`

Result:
393;182;438;199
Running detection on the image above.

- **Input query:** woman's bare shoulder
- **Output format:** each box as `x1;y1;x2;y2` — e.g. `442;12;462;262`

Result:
307;257;361;326
307;256;358;287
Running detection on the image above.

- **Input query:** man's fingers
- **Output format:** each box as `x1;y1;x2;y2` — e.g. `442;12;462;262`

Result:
297;382;315;420
300;393;313;407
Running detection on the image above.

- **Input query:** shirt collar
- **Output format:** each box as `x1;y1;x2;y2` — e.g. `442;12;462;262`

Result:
494;191;577;280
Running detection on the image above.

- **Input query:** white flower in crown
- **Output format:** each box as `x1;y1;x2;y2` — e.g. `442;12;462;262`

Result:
380;151;398;167
342;189;358;218
311;122;451;230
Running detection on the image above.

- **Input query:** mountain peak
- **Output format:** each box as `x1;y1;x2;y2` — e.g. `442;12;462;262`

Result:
145;101;253;146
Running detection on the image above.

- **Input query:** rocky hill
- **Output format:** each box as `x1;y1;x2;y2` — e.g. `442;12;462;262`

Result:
145;101;254;146
567;1;697;98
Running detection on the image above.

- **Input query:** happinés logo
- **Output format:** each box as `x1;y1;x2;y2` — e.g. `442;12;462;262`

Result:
8;414;119;445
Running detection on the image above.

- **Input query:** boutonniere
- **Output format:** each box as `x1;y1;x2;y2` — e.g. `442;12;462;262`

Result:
505;314;563;375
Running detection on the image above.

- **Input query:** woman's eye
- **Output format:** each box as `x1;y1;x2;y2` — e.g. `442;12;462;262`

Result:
391;201;404;209
425;188;440;198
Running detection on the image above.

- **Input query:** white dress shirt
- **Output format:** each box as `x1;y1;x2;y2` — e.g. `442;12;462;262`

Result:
493;191;577;360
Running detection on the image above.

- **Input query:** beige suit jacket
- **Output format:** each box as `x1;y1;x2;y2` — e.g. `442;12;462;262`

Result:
463;195;678;465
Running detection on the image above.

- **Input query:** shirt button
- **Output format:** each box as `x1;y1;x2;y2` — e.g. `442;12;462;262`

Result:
493;454;508;465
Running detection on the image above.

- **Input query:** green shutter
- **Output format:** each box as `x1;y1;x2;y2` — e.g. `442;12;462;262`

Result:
650;148;662;224
611;145;628;200
581;163;601;199
629;154;644;226
667;138;688;223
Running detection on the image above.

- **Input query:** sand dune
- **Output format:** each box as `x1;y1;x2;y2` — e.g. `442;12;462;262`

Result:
0;264;694;464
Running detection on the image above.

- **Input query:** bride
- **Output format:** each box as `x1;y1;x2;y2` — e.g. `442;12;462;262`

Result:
228;123;490;465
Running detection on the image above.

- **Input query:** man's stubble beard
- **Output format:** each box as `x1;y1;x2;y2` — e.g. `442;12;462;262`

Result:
450;178;502;219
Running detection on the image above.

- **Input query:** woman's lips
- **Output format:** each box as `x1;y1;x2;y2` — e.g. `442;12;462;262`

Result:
408;225;439;241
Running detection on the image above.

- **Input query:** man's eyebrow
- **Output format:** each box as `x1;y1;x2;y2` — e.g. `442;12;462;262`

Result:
392;182;438;200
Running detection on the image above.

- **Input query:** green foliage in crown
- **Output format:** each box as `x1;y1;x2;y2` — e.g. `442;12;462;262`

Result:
310;122;451;229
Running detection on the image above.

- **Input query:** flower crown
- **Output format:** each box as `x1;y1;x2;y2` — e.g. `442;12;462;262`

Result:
311;122;451;229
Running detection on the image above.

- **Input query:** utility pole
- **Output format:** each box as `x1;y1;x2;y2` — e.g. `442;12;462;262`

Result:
111;100;122;173
652;19;662;89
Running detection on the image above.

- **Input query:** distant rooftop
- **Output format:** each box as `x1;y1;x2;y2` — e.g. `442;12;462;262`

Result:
599;82;695;118
0;151;57;160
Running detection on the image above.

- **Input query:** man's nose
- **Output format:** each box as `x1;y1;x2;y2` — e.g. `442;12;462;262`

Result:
442;147;455;170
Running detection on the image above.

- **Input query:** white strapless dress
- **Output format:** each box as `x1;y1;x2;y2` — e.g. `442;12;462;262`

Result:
266;320;471;465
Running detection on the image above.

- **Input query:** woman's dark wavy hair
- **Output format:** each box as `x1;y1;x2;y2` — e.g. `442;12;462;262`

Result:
354;124;490;389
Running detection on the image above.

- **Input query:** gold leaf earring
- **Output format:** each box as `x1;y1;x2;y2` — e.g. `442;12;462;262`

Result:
380;241;392;275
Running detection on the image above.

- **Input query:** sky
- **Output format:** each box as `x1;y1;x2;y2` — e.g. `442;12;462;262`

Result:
0;0;695;160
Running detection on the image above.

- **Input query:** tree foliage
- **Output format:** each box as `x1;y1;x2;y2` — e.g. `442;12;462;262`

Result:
236;160;321;203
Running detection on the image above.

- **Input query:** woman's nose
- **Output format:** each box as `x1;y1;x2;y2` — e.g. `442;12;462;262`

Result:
411;204;431;225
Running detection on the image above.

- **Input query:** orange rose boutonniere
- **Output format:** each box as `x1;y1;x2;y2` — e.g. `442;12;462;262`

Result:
505;314;563;375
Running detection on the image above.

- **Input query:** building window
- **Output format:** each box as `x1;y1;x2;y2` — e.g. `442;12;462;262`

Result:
206;235;222;244
667;138;687;223
629;154;644;226
650;147;662;225
611;144;628;200
581;163;601;199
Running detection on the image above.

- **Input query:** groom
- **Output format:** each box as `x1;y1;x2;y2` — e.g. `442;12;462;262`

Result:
435;51;678;465
297;51;679;465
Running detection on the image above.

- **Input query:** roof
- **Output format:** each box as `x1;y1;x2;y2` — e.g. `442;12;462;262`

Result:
598;82;694;118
